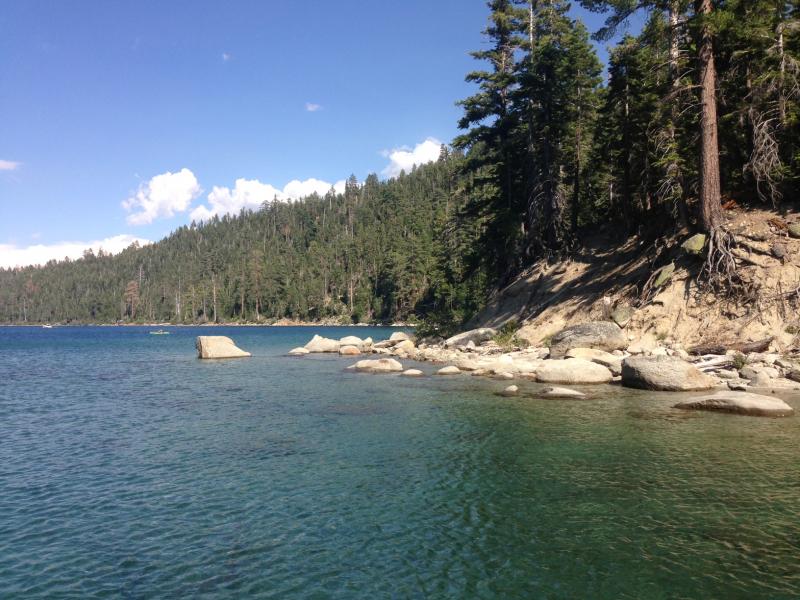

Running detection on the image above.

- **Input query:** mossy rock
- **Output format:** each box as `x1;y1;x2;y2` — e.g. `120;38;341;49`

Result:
611;305;634;328
788;223;800;239
681;233;706;255
653;262;675;287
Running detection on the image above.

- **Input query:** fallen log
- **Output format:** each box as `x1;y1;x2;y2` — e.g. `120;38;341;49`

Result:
691;355;735;371
688;337;773;356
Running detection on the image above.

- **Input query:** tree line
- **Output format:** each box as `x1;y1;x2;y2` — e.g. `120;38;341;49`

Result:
1;0;797;328
0;160;480;325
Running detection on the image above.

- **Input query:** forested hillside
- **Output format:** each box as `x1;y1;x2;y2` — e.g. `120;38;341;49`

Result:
2;0;798;326
0;156;487;324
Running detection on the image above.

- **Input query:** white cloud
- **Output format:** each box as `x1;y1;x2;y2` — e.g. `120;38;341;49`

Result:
122;168;201;225
222;52;231;62
0;159;21;171
381;137;442;178
191;179;282;222
284;177;346;198
0;234;152;269
190;177;347;221
305;102;322;112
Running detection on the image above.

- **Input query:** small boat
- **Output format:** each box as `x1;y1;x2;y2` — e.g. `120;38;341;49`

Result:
42;324;53;329
149;329;170;335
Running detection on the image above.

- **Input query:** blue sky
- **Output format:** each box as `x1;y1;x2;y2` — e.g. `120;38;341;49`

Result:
0;1;641;267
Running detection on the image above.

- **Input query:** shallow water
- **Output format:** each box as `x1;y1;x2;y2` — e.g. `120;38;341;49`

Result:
1;326;798;598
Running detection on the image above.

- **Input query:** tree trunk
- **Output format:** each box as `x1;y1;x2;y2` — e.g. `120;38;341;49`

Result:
211;274;218;323
777;21;786;125
696;0;722;232
572;93;582;235
622;79;633;229
240;259;246;320
669;0;690;226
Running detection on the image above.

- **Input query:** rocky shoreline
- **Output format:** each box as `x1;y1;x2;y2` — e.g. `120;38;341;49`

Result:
289;322;799;417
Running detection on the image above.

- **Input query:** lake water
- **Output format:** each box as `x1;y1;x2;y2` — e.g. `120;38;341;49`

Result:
1;326;798;598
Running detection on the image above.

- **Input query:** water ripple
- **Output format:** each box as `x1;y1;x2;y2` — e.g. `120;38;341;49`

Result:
0;326;799;598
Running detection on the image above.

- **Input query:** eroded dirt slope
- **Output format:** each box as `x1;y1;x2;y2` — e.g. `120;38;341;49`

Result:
470;208;800;352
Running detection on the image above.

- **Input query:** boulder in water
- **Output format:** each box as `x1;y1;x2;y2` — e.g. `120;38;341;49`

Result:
288;347;310;356
501;385;519;397
339;345;361;356
565;347;622;375
196;336;251;359
349;358;404;373
493;371;515;380
305;334;341;353
390;331;412;342
401;369;424;377
437;366;462;375
674;391;794;417
394;339;416;353
339;335;363;346
541;386;587;398
535;359;613;384
621;355;715;391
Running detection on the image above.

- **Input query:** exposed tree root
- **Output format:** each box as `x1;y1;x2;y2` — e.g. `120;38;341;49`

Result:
697;226;760;303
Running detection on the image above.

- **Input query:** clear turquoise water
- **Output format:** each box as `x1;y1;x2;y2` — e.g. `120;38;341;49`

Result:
1;326;798;599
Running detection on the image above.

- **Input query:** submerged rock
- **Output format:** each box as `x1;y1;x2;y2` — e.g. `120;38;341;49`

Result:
493;371;515;380
535;358;613;384
349;358;404;373
401;369;424;377
501;385;519;397
674;391;794;417
540;386;587;398
621;355;715;391
305;334;341;353
444;327;497;348
548;322;627;359
437;366;462;375
196;336;251;359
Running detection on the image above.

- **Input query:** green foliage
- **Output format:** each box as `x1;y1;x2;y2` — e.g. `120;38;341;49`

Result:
492;319;529;350
3;1;799;328
0;156;489;325
732;352;748;371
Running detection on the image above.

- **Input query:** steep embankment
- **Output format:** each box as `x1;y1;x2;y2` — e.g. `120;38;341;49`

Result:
470;208;800;352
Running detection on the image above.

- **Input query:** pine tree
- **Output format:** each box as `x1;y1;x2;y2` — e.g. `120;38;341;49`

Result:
515;0;602;250
455;0;526;278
